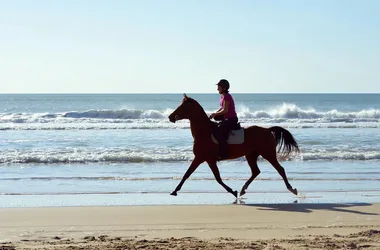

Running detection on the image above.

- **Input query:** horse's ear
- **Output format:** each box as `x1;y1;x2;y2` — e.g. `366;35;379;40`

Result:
183;93;188;100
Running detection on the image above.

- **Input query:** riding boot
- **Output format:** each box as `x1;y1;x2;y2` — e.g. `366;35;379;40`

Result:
218;139;229;160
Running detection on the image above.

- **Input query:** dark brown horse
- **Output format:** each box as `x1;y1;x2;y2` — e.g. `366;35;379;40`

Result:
168;94;300;198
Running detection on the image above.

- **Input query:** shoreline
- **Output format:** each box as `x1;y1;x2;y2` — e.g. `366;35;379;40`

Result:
2;191;380;208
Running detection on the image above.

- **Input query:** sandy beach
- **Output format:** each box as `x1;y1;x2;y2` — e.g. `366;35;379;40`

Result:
0;203;379;249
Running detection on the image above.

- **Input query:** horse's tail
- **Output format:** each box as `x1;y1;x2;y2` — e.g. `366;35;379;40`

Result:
269;126;300;159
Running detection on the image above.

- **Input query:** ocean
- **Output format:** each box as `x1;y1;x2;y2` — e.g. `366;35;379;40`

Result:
1;93;380;207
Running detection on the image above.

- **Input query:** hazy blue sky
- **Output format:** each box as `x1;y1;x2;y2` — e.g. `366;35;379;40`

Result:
0;1;379;93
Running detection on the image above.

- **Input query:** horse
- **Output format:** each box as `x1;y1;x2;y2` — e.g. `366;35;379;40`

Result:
168;94;300;198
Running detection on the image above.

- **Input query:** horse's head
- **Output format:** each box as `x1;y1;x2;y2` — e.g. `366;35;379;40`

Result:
169;94;204;123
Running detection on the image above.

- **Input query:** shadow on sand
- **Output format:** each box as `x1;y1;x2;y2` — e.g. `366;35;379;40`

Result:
236;202;378;215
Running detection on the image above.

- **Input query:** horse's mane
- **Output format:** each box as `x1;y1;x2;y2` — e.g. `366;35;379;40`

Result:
186;97;207;114
185;97;218;126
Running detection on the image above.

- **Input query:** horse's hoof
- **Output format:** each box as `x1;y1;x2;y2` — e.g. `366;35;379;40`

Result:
240;190;246;197
170;191;177;196
232;190;238;198
289;188;298;195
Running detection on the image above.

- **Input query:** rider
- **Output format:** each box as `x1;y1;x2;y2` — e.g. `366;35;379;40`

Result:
209;79;238;159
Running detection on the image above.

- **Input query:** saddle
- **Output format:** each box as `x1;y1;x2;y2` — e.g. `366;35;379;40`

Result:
211;122;245;145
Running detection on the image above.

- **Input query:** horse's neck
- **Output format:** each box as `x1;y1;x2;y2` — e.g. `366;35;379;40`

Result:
189;115;212;140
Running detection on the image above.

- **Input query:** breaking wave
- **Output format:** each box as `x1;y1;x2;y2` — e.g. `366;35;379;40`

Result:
1;147;380;164
1;104;380;130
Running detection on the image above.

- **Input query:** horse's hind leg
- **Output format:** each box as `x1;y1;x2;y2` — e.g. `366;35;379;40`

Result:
206;160;238;198
240;152;260;197
262;151;298;195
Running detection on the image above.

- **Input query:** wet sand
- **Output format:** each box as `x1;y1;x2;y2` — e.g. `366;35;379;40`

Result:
0;203;379;249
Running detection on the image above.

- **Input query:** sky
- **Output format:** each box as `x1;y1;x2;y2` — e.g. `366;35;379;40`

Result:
0;1;379;93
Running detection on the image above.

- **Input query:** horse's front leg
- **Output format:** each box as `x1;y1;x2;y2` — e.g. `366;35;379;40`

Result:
170;157;203;196
206;160;238;198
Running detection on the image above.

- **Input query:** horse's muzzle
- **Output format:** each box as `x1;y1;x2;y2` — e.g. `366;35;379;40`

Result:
169;114;179;123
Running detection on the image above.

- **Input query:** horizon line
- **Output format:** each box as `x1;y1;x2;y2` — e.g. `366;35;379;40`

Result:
0;92;380;95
